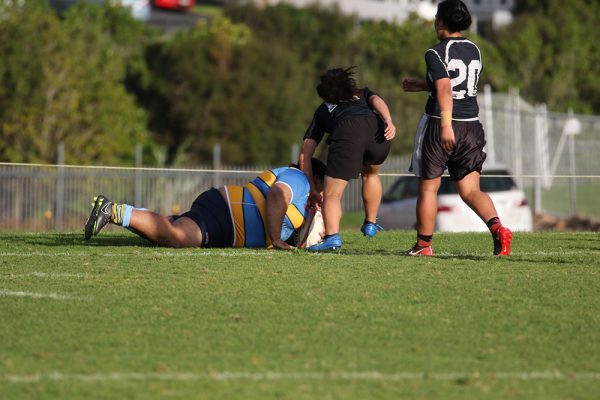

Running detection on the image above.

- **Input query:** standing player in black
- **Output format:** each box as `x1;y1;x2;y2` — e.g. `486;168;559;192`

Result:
401;0;512;256
300;66;395;251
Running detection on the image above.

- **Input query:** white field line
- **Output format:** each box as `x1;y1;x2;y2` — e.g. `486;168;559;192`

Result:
4;272;87;279
0;289;91;301
2;371;600;384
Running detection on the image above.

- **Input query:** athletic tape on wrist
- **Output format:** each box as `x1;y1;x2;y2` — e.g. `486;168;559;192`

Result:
440;111;452;128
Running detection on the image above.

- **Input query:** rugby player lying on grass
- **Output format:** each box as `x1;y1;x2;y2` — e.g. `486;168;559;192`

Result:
84;159;326;250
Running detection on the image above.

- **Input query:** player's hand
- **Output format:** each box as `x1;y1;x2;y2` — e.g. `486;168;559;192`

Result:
441;125;456;154
383;119;396;140
401;77;426;92
309;190;322;210
272;238;296;251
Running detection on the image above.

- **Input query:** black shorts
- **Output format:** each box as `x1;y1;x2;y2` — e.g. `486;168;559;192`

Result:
326;116;391;180
179;188;233;248
422;118;487;181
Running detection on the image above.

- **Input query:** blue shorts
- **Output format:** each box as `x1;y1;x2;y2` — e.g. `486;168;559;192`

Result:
179;188;233;248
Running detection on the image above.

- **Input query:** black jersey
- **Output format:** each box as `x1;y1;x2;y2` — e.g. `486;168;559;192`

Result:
425;37;482;120
303;87;379;145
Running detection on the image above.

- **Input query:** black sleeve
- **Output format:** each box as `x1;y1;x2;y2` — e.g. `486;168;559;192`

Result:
425;49;449;82
303;105;326;145
363;87;382;109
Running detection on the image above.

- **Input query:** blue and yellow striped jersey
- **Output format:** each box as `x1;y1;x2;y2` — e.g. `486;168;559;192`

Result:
223;167;310;248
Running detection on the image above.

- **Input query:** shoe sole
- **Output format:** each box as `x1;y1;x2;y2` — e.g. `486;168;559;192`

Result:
307;245;342;252
84;197;103;240
406;249;434;256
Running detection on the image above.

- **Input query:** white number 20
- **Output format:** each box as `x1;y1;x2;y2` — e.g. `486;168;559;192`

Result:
447;59;481;99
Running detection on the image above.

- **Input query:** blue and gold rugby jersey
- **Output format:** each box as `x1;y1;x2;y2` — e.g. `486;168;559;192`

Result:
223;167;310;248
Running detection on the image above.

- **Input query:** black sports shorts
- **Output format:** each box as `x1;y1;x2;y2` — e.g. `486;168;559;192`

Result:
326;115;391;181
421;118;487;181
179;188;233;248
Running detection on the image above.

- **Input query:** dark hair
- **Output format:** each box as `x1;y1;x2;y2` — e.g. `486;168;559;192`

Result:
316;66;358;104
290;158;327;180
436;0;472;33
309;158;327;181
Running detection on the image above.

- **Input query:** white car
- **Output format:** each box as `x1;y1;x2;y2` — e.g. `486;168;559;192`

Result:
377;167;533;232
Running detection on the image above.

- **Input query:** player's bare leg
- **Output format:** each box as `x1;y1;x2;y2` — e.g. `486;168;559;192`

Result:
360;164;384;238
128;210;203;248
456;171;512;255
307;176;346;251
407;177;441;256
361;164;382;223
322;176;347;235
85;195;203;248
416;177;441;236
455;171;497;221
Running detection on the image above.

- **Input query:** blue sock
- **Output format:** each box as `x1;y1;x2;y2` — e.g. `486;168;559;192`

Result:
114;204;134;227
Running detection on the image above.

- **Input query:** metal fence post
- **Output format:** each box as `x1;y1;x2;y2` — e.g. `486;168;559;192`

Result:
135;143;142;207
291;143;299;165
483;84;495;165
55;142;65;231
213;143;222;187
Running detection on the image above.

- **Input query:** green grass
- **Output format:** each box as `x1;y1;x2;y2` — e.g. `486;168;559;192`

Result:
524;182;600;218
193;3;223;18
1;231;599;399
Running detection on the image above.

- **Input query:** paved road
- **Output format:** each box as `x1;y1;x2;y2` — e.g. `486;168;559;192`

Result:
148;8;208;32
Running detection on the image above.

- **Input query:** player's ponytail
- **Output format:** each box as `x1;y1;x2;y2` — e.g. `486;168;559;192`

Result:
437;0;472;33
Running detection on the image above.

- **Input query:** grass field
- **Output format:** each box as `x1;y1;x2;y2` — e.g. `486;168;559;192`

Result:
1;230;600;399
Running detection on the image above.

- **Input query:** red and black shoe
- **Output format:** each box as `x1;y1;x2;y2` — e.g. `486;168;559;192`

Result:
405;243;434;256
493;226;512;256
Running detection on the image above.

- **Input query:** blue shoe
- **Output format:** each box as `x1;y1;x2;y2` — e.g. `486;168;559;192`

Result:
307;234;342;252
361;222;384;238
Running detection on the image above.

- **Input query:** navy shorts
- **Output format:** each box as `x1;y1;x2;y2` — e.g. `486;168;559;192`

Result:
327;116;391;180
179;188;233;248
421;118;487;181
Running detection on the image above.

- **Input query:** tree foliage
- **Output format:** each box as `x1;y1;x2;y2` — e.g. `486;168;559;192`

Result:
138;16;316;166
0;0;597;166
0;0;153;165
494;0;600;112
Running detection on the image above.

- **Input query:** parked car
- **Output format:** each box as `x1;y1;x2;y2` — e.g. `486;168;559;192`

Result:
49;0;151;21
152;0;195;11
377;166;533;232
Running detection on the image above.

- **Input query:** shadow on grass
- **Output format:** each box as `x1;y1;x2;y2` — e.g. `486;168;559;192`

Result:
14;232;155;248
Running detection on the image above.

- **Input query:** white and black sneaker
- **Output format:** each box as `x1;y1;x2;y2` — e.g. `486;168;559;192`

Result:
84;195;114;240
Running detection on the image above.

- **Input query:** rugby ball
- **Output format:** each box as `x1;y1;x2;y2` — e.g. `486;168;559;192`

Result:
305;209;324;247
294;208;325;248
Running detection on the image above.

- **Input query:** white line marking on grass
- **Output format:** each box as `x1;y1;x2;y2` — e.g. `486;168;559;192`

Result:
0;289;91;301
4;272;87;279
2;371;600;384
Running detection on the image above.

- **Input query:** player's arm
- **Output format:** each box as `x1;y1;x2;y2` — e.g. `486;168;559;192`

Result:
300;138;321;208
401;77;428;92
266;182;295;250
435;77;455;154
368;94;396;141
